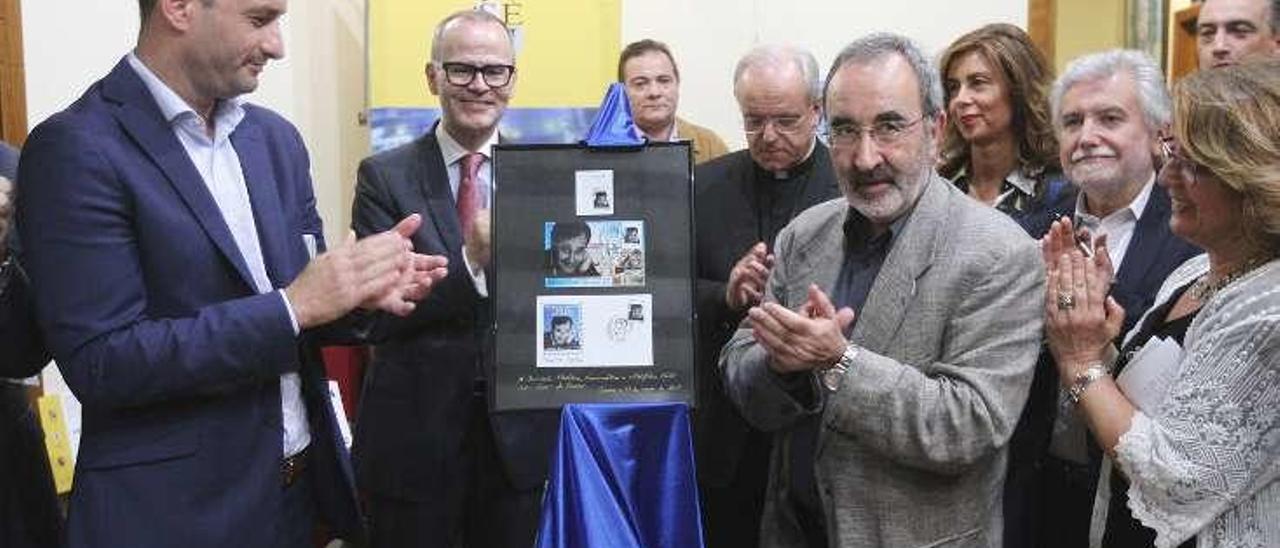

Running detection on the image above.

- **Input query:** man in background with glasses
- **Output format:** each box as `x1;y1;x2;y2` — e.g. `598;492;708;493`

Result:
719;34;1044;546
351;9;557;547
692;43;838;548
1028;49;1199;548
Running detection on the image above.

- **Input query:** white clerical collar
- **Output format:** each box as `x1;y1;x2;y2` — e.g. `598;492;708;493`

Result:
769;138;818;179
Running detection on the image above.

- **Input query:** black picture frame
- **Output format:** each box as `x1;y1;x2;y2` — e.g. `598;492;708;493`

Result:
489;142;696;411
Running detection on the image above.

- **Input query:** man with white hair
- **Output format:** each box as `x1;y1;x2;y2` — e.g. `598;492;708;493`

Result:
1028;49;1199;548
692;43;839;547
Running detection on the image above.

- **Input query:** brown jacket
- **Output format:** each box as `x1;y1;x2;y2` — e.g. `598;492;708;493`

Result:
676;117;728;165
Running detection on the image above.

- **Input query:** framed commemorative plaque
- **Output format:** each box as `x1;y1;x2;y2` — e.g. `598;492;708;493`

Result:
489;142;695;411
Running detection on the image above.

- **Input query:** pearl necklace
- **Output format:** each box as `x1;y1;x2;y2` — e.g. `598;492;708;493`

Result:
1189;256;1271;302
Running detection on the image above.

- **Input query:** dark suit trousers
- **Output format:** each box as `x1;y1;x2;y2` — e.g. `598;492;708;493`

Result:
276;463;317;548
365;395;542;548
0;383;62;548
1034;455;1099;548
700;427;770;548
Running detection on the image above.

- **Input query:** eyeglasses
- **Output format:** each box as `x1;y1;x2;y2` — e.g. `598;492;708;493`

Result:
439;62;515;88
1159;137;1202;186
743;113;811;136
826;115;926;148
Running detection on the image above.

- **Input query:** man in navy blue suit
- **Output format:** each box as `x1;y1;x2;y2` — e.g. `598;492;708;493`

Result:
16;1;447;546
1019;49;1201;548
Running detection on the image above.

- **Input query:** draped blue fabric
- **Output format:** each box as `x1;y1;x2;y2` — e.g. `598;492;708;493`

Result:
536;403;704;548
581;82;645;148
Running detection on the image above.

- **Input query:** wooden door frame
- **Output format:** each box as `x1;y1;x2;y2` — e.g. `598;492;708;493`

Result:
0;0;26;146
1028;0;1056;67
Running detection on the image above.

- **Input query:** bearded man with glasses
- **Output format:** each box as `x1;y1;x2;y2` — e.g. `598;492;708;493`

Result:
692;43;839;548
718;33;1045;547
350;9;558;547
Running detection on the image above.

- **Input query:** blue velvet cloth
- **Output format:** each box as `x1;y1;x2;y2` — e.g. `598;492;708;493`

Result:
581;83;645;148
536;403;704;548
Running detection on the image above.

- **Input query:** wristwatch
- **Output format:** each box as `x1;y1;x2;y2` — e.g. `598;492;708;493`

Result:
821;343;860;392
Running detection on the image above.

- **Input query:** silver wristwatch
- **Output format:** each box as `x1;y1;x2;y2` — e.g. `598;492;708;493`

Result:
821;343;860;392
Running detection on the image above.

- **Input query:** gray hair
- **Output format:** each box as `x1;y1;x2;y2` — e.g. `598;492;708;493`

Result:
732;45;823;105
823;33;944;118
1273;0;1279;33
429;9;511;65
1050;49;1171;131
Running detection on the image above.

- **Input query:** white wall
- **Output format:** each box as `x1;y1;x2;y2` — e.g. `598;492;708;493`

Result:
23;3;137;132
623;0;1027;151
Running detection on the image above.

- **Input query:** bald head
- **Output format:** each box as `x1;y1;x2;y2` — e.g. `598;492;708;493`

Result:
426;9;516;151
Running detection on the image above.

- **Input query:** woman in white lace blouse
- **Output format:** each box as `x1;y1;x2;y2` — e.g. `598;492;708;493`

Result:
1040;61;1280;548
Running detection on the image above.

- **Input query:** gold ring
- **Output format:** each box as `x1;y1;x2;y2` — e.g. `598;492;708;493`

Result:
1057;292;1076;310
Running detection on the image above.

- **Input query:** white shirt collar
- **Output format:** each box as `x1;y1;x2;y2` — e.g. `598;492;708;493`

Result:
1074;173;1156;225
435;122;498;166
643;119;677;142
768;137;818;179
126;52;244;136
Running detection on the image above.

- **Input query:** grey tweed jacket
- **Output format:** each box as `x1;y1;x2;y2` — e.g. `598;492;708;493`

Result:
720;174;1045;547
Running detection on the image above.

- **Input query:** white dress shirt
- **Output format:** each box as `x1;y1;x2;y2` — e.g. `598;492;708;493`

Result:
436;123;498;297
127;53;309;458
1073;175;1155;272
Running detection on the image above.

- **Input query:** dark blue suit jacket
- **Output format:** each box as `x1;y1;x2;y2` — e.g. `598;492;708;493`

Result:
16;59;361;547
1108;183;1202;337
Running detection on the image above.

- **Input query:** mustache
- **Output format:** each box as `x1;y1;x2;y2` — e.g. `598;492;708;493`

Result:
847;166;897;187
1070;146;1117;163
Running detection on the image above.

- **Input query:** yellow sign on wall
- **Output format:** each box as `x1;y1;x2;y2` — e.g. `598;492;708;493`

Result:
38;394;75;494
368;0;622;109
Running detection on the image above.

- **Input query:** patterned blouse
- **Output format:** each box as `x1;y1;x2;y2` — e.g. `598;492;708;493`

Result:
950;166;1075;239
1093;255;1280;548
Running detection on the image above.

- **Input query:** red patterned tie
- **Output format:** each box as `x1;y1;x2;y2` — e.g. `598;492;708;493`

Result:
457;152;484;237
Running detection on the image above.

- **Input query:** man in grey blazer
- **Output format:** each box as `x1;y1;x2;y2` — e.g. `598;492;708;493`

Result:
720;33;1044;547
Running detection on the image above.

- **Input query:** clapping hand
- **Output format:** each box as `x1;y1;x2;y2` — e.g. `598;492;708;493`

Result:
1041;217;1124;378
286;214;448;329
749;284;855;374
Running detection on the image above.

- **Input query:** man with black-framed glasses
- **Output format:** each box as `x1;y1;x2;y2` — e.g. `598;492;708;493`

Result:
692;44;839;548
351;8;556;548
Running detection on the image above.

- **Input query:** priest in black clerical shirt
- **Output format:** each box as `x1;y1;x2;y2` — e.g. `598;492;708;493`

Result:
692;44;840;548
